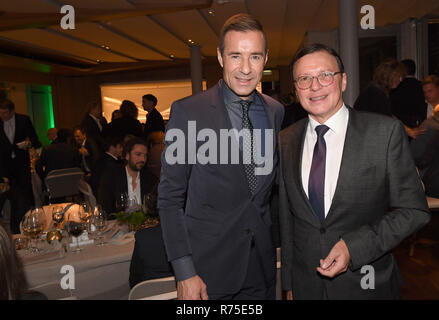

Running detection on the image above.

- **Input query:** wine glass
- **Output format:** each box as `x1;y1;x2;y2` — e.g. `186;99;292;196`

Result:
51;205;64;229
90;205;107;246
22;208;46;253
64;207;85;253
115;192;128;212
79;201;93;232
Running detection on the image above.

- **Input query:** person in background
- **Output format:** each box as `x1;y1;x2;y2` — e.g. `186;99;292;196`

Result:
354;59;406;117
390;59;427;128
129;217;173;288
281;91;308;129
103;100;143;140
35;128;81;180
0;223;46;299
0;99;41;233
80;101;107;153
422;75;439;119
142;94;165;141
73;126;100;180
90;136;123;197
111;109;122;122
46;128;58;144
145;131;165;179
410;104;439;198
98;137;157;215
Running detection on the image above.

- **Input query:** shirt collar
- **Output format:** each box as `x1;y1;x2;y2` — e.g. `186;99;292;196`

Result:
125;166;140;181
106;152;118;160
308;103;348;135
221;79;256;106
4;112;15;125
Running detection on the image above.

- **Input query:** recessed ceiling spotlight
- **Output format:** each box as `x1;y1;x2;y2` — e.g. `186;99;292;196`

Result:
170;54;174;58
208;8;215;16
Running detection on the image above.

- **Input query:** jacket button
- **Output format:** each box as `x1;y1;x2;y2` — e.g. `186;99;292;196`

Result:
320;228;326;234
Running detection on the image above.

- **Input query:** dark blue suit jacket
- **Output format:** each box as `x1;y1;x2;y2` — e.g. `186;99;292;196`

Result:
158;82;284;295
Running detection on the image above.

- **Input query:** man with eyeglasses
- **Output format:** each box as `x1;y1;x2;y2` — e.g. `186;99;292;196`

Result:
278;43;430;299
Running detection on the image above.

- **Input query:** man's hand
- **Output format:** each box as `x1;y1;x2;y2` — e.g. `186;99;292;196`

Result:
316;239;350;278
177;275;208;300
286;290;294;300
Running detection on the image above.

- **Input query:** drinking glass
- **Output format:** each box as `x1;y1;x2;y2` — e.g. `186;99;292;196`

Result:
65;207;85;253
90;205;107;246
22;207;46;253
115;192;128;212
51;205;64;229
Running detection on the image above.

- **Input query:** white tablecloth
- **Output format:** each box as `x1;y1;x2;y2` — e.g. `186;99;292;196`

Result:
17;221;134;300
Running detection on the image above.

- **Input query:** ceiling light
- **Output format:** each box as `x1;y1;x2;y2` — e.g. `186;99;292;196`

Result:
208;8;215;16
263;70;273;75
170;54;174;58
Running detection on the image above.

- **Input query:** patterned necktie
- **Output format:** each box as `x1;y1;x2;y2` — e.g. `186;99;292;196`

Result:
308;125;329;223
239;100;257;195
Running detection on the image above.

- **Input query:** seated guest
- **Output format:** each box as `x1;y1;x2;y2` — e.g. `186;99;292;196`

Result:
90;136;123;197
0;223;46;300
73;126;100;179
35;128;81;180
142;94;165;141
98;137;158;214
390;59;427;128
46;128;58;144
354;59;406;117
129;221;173;288
146;131;165;178
80;101;108;153
103;100;143;140
422;75;439;119
111;109;122;121
411;104;439;198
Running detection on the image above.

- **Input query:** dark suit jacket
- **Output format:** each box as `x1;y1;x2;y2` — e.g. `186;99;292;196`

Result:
90;152;122;196
129;225;173;288
278;107;430;299
81;114;107;152
35;142;82;180
410;113;439;197
390;77;427;127
103;116;143;140
98;164;158;214
143;108;165;140
158;81;284;295
0;113;41;178
79;138;100;174
354;83;393;117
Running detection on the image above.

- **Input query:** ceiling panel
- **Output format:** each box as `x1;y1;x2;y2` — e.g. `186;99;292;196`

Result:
109;16;190;59
152;10;220;56
0;0;59;13
51;22;168;61
0;28;135;62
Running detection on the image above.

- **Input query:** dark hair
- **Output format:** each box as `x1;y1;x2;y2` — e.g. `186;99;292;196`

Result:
0;99;15;111
56;128;73;143
72;125;85;135
120;100;138;119
0;223;26;299
111;109;122;121
373;59;406;93
401;59;416;76
123;137;148;158
142;94;157;106
292;43;345;79
103;136;123;152
219;13;267;55
422;75;439;87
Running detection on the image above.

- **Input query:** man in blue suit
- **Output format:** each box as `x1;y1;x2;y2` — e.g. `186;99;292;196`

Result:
158;14;284;300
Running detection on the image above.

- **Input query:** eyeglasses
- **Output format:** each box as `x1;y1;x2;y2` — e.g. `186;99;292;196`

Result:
294;71;342;90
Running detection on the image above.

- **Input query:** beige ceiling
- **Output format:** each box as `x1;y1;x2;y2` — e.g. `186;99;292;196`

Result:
0;0;438;75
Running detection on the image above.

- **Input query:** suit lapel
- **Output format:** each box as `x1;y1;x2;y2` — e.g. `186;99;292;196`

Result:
325;107;359;223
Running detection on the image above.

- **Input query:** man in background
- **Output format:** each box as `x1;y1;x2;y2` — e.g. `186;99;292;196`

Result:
422;75;439;119
0;99;41;233
142;94;165;141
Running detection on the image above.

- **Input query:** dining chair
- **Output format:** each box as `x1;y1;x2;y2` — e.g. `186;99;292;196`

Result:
28;282;77;300
78;179;96;208
45;168;84;203
128;276;177;300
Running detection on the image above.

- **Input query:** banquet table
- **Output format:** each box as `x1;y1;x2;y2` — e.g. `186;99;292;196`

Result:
16;204;136;300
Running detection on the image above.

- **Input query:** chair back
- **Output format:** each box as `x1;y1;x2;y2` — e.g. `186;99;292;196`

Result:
78;179;96;208
128;276;176;300
28;282;76;300
45;168;84;200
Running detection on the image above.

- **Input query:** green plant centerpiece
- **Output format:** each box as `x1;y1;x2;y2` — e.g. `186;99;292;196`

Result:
111;203;159;232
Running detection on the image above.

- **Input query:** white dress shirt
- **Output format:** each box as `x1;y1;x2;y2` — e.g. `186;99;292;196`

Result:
301;104;349;217
426;102;434;119
89;113;103;132
126;167;141;205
